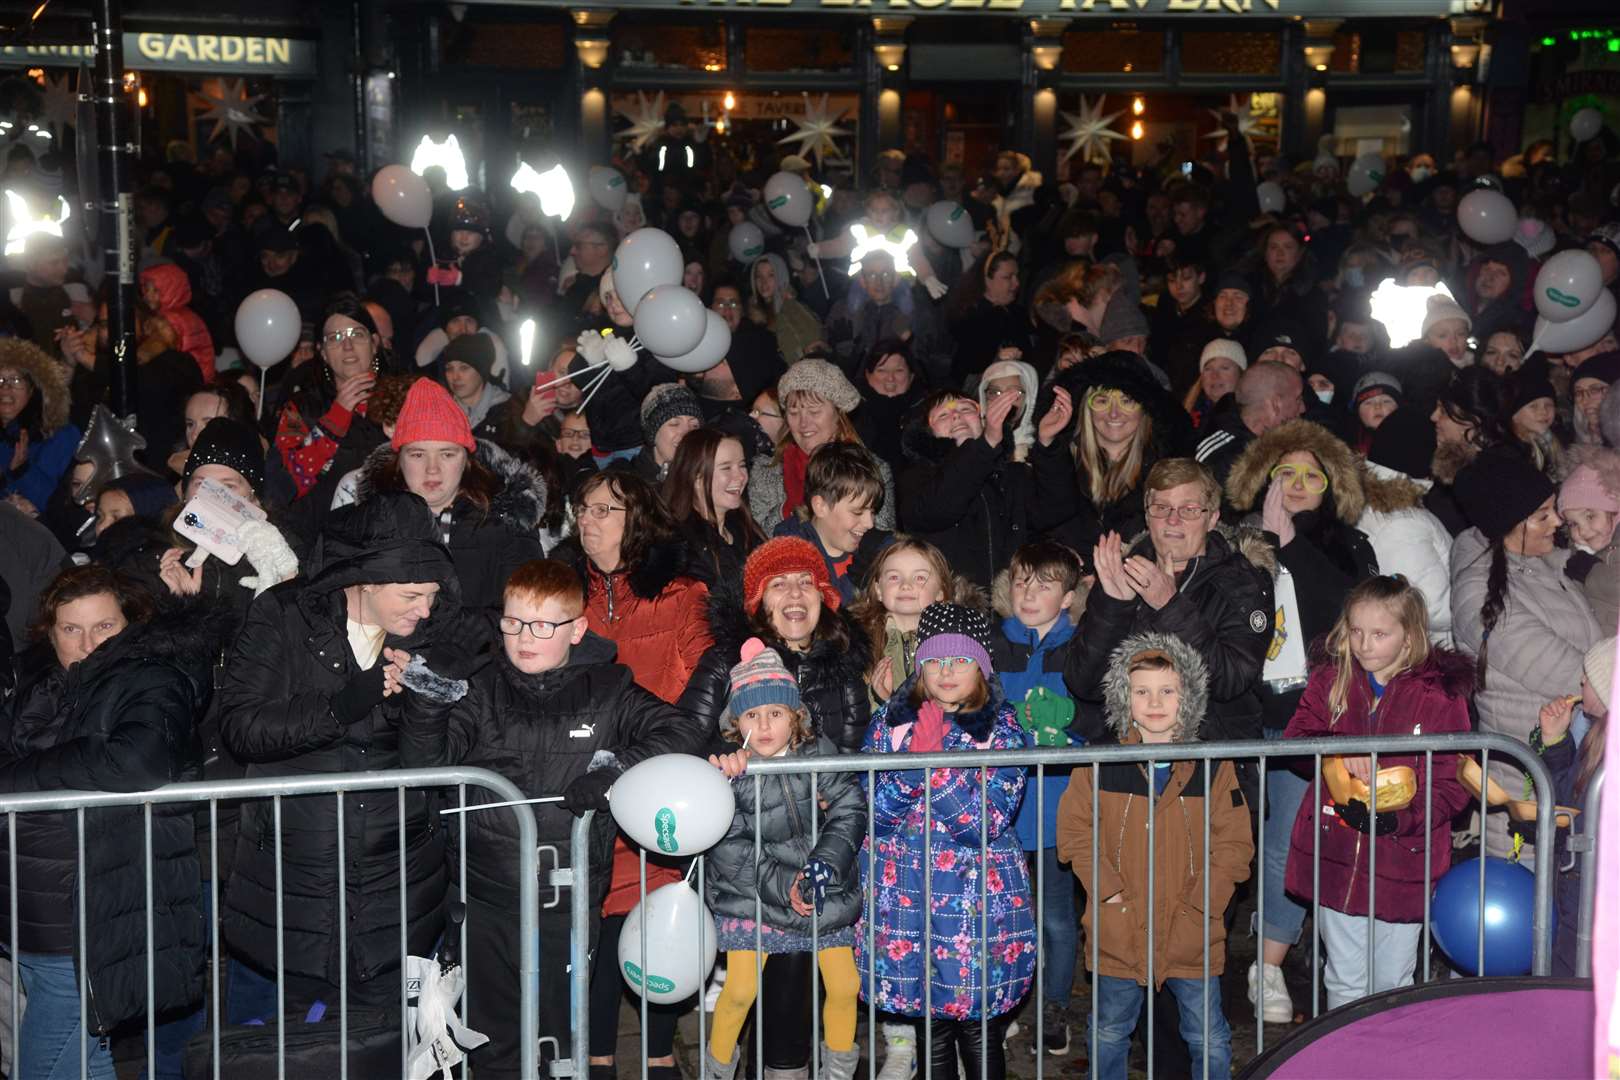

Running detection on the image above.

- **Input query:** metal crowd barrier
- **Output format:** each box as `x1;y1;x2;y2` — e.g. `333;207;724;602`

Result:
1575;767;1605;979
569;732;1559;1080
0;766;539;1080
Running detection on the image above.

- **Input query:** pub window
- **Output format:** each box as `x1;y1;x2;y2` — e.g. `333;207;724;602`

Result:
1179;31;1281;75
1061;28;1165;75
744;27;856;73
1330;31;1360;74
443;21;567;69
616;22;727;72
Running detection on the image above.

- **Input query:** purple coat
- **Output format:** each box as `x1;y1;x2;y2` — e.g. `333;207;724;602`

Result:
1283;649;1475;922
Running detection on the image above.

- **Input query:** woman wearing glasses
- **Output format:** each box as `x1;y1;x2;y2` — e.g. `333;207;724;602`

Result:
1223;418;1379;1023
271;293;388;507
1037;351;1194;560
0;337;82;517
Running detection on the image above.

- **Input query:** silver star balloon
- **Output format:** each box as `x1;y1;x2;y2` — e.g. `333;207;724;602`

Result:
72;405;159;501
1203;93;1262;151
193;79;268;146
39;73;77;135
1058;95;1126;168
777;93;850;167
617;91;666;155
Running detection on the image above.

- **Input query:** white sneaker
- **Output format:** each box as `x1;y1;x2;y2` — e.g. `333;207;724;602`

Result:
703;966;727;1013
1247;961;1294;1024
876;1023;917;1080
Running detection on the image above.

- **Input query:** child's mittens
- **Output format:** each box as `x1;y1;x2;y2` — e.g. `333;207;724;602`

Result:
909;700;948;754
803;857;833;915
1020;687;1075;747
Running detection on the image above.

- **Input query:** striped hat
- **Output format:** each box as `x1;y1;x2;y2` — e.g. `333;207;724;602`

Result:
723;637;802;727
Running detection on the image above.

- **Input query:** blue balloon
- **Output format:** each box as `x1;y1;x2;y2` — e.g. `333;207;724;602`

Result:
1430;857;1550;976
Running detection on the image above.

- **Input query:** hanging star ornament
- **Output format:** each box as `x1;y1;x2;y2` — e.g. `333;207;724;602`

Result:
777;93;850;167
1058;95;1126;168
1203;93;1261;151
193;79;267;146
39;74;77;135
617;91;666;155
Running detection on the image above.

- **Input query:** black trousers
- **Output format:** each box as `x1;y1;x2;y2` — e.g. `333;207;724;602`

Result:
751;950;813;1070
589;913;684;1060
460;889;581;1080
927;1016;1010;1080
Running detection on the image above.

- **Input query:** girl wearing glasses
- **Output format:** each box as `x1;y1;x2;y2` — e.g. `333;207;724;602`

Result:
1223;418;1379;1022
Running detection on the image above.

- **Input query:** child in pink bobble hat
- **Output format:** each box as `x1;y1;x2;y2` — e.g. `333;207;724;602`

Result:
1560;451;1620;631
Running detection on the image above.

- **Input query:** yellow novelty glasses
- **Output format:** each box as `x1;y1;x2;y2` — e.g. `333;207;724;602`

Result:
1269;463;1329;493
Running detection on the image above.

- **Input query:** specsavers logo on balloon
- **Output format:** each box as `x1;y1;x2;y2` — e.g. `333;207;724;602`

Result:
654;807;678;853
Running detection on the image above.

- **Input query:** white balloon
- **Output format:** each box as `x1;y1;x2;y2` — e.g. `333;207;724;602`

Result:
658;310;731;374
763;172;812;229
1531;289;1617;356
925;201;975;249
618;883;717;1004
371;164;432;229
1346;153;1385;198
728;222;765;265
1534;249;1605;323
1456;189;1518;246
1256;181;1285;214
609;754;735;856
633;285;707;358
233;289;301;370
588;166;628;212
612;227;685;313
1572;108;1604;144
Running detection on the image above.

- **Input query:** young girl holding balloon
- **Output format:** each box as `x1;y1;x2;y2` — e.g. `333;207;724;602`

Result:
858;602;1035;1080
1281;576;1473;1009
703;638;867;1080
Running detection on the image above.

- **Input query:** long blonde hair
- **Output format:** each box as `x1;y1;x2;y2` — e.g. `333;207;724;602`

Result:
1325;576;1432;721
1078;405;1152;505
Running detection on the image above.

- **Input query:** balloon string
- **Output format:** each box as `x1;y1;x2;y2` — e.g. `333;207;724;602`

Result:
423;227;441;306
575;363;614;414
257;367;266;421
530;359;609;396
805;225;829;301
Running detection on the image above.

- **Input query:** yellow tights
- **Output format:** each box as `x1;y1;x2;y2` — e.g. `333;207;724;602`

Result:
708;947;860;1061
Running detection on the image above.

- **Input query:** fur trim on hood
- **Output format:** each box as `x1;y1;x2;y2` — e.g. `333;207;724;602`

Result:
1225;419;1365;524
991;566;1088;625
1101;631;1210;743
0;337;70;433
1430;439;1479;485
1359;463;1430;515
1041;350;1194;460
355;438;547;534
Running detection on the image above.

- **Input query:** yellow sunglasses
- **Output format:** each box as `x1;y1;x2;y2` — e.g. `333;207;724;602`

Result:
1086;389;1142;413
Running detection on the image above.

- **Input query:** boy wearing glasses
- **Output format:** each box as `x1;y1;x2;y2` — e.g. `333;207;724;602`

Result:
399;559;692;1080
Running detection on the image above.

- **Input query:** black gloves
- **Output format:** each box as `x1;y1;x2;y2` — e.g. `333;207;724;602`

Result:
1338;799;1399;836
561;769;619;817
329;664;388;726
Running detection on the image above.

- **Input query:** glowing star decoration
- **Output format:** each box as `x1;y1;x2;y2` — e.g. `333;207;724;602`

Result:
617;91;666;155
411;134;469;192
512;162;574;220
3;189;70;258
194;79;268;146
1058;95;1126;168
39;73;76;135
1203;93;1262;151
777;93;850;167
846;224;919;278
1369;277;1456;349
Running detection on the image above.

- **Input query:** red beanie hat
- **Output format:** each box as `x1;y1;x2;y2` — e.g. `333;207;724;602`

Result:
391;379;475;452
742;536;841;616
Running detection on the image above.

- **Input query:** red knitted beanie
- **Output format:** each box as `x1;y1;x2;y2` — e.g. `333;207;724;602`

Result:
742;536;841;615
391;378;475;452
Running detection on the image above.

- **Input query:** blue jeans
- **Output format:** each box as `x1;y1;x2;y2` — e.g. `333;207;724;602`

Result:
1034;847;1079;1005
1089;975;1230;1080
18;953;115;1080
1253;730;1309;946
224;958;279;1024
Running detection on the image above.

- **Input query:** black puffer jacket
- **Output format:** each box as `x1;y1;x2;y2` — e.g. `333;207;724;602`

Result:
684;582;873;754
895;414;1032;591
705;735;866;950
570;327;676;454
353;439;547;614
401;631;697;907
1063;524;1275;744
219;493;469;986
0;606;210;1034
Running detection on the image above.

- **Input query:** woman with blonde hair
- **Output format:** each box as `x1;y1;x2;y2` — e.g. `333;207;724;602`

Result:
748;253;823;366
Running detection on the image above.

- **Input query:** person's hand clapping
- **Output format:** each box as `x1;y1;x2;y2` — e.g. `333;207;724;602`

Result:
981;386;1019;449
1092;532;1137;602
1261;480;1296;547
1123;550;1176;610
870;656;896;703
1037;387;1073;448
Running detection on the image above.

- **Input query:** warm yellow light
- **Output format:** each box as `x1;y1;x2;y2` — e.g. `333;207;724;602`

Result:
1130;119;1144;140
1132;96;1144;116
1315;63;1327;71
29;2;47;21
886;64;899;72
714;118;725;134
26;68;43;81
723;92;735;111
137;87;148;107
1123;62;1133;73
703;63;722;72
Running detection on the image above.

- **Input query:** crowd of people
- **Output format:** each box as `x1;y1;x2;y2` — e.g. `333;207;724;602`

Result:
0;106;1617;1080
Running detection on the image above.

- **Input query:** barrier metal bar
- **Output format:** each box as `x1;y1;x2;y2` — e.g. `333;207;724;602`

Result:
0;767;539;1080
571;813;594;1080
1576;768;1605;979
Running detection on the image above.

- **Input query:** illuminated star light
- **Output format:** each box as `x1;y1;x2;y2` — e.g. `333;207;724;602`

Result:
1369;277;1455;349
511;161;574;219
778;93;850;168
4;189;71;257
1058;95;1126;168
847;224;918;278
411;134;469;192
193;78;267;146
39;72;77;135
617;91;666;155
1203;93;1262;151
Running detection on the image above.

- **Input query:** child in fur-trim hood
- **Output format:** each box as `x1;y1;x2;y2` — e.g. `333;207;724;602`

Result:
1055;631;1253;1080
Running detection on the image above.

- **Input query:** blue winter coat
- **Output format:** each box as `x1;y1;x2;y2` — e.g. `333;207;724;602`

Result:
993;613;1081;851
855;675;1037;1020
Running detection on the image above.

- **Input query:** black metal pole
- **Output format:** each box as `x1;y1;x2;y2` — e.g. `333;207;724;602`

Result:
93;0;136;416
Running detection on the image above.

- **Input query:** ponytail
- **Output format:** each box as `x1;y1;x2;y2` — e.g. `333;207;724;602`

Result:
1476;541;1509;691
